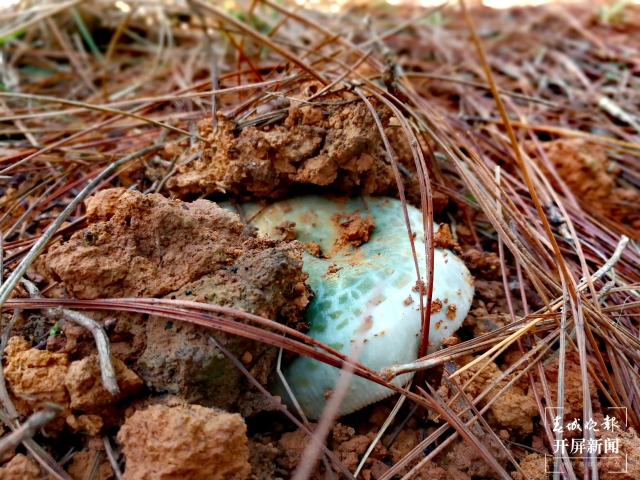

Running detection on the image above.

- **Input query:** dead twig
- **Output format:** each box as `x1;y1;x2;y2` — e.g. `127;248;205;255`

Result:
0;403;63;458
21;278;119;395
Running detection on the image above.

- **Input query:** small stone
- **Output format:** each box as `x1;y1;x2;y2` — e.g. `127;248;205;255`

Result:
65;354;143;413
117;404;250;480
66;414;104;436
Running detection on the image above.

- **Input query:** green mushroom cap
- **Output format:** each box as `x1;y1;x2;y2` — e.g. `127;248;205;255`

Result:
236;196;474;419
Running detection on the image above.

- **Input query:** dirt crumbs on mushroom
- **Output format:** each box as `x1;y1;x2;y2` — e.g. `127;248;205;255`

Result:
117;404;250;480
0;454;41;480
38;188;310;414
332;210;375;248
275;220;298;242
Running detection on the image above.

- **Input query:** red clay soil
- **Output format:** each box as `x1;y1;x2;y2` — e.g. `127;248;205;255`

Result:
532;138;640;235
117;404;250;480
38;188;310;414
165;84;396;200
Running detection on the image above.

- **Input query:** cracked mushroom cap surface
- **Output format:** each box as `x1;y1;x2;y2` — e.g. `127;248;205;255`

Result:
238;196;474;419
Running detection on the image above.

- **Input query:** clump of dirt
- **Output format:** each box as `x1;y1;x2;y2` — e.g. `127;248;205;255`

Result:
66;414;103;436
304;240;324;258
332;211;375;248
65;354;143;414
248;436;280;479
165;87;396;200
379;427;423;476
44;187;255;299
4;336;70;430
277;428;313;471
117;404;250;480
4;336;142;433
460;247;501;279
274;220;297;241
433;223;459;251
329;423;387;472
536;138;640;232
489;383;540;434
40;188;311;413
0;453;40;480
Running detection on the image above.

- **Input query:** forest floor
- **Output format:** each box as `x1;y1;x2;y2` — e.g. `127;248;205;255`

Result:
0;1;639;479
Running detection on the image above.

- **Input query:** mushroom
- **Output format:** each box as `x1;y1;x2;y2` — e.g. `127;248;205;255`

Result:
240;196;474;419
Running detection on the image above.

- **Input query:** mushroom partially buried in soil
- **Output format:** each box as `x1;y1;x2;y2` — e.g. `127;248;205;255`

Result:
241;196;474;420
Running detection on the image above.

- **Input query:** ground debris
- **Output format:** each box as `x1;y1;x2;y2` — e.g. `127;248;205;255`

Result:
0;453;40;480
332;211;375;248
166;89;395;200
117;404;250;480
41;188;311;412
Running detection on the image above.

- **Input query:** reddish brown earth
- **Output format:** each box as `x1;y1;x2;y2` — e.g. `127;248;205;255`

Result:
117;404;250;480
1;188;314;478
331;211;375;248
0;454;41;480
165;84;396;200
533;138;640;235
39;188;310;414
2;83;637;479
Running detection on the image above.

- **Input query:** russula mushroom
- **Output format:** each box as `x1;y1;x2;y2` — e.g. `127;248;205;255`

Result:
240;196;474;419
